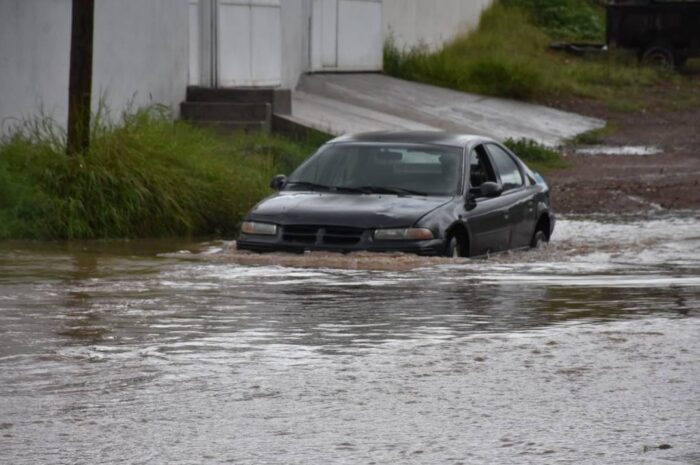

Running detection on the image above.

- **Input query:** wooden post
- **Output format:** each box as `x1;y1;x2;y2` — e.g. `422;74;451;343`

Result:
67;0;95;155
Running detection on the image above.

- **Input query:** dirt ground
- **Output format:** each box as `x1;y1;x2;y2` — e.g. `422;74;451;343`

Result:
542;78;700;214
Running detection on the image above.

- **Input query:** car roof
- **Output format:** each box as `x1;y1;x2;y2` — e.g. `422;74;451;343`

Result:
327;131;492;148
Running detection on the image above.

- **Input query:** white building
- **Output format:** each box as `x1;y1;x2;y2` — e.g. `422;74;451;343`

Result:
0;0;189;133
0;0;492;133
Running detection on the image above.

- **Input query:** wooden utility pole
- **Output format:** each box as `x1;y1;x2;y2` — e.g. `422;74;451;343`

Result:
67;0;95;155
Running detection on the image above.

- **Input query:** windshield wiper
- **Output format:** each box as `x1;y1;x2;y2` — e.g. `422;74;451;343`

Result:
353;186;429;196
334;185;371;194
287;182;430;196
286;181;332;191
287;183;370;194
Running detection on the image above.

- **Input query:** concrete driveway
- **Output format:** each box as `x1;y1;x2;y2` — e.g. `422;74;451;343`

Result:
289;73;605;146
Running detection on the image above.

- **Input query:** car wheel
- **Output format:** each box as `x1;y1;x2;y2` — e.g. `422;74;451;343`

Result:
444;236;461;258
530;230;548;249
641;46;676;69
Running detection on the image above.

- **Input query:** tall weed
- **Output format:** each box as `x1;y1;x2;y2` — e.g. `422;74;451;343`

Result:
0;107;320;239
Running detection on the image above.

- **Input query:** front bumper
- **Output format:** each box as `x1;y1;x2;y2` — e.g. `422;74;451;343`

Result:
237;227;446;256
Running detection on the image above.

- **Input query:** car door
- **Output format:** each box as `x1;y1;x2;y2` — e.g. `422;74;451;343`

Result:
484;143;536;249
465;144;511;255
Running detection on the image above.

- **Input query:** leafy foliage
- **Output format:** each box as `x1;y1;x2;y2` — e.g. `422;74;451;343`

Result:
502;0;605;41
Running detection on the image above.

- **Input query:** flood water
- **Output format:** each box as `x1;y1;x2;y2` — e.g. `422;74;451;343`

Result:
1;213;699;465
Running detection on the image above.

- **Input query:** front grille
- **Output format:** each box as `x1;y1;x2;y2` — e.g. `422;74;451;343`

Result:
323;226;364;245
282;225;318;244
281;225;364;246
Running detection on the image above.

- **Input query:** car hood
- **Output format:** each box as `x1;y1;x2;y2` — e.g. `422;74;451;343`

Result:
248;192;453;228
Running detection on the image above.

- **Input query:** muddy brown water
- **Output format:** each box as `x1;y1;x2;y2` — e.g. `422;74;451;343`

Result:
1;213;699;465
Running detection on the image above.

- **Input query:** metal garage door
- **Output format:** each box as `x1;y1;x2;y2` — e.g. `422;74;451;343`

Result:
310;0;383;72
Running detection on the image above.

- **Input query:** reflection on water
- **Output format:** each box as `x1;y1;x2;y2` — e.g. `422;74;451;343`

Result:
0;213;698;465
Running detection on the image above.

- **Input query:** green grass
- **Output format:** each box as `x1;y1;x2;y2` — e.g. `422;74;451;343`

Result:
0;107;325;240
569;122;618;145
384;1;683;107
504;138;568;172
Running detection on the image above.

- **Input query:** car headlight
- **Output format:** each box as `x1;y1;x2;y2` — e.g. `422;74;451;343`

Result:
241;221;278;236
374;228;434;241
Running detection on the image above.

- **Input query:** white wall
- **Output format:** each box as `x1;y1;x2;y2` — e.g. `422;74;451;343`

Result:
186;0;490;90
0;0;494;131
280;0;312;89
0;0;72;132
382;0;493;52
0;0;189;134
93;0;189;117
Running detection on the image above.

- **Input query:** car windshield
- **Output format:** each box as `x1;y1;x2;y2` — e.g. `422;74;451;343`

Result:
287;144;463;196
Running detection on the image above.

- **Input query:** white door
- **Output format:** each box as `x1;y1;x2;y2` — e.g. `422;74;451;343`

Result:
189;0;282;87
217;0;282;86
310;0;382;72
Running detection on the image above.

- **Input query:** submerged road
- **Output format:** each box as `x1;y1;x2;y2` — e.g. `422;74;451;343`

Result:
0;213;698;465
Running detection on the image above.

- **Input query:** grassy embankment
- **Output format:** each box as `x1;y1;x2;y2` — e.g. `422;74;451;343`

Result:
385;0;699;166
385;0;685;106
0;107;326;240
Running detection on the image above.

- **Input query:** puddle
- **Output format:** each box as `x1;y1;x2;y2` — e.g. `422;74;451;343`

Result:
575;145;662;156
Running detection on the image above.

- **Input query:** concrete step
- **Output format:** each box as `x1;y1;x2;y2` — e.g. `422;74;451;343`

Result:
186;87;291;115
190;120;271;134
272;114;332;139
180;102;271;122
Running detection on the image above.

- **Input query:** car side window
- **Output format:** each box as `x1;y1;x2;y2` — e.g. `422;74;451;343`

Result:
486;144;524;191
469;145;497;191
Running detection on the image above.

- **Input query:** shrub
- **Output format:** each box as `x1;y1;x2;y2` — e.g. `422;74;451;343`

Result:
502;0;605;41
465;57;544;100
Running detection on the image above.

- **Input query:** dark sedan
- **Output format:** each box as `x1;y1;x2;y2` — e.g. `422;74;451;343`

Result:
237;132;555;257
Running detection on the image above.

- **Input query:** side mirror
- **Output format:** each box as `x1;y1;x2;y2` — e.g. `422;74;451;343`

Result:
270;174;287;191
479;181;503;198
